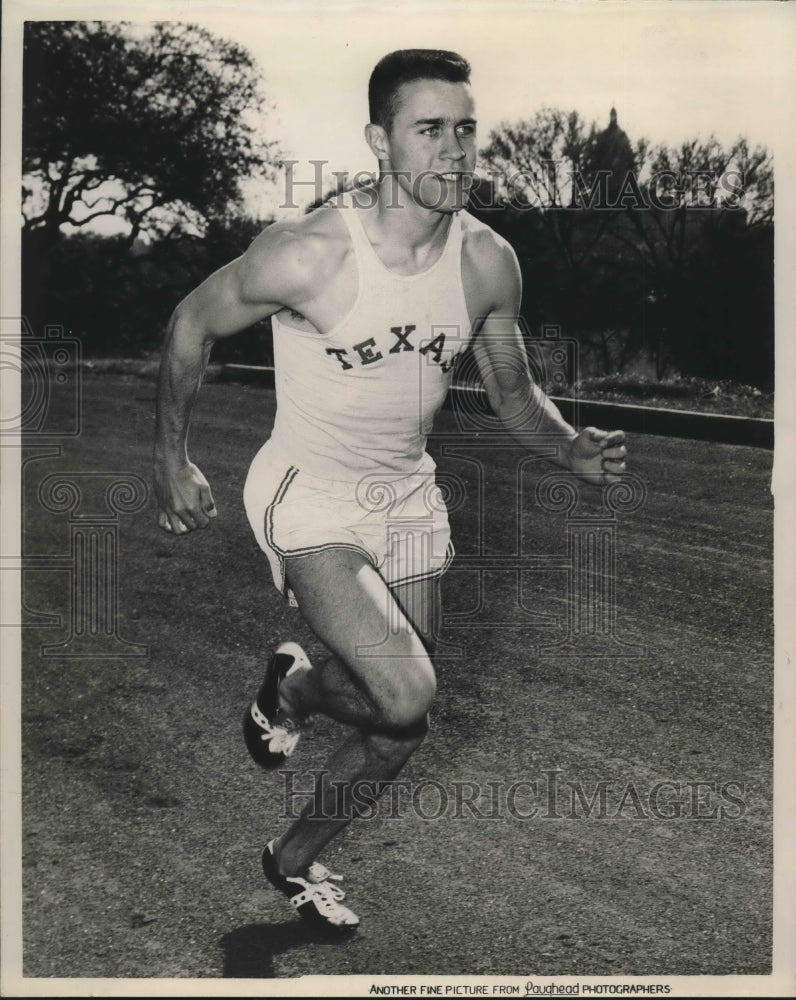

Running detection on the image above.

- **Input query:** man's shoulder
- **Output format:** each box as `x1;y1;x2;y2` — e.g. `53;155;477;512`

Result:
241;205;351;301
250;206;349;268
460;209;518;269
459;209;521;303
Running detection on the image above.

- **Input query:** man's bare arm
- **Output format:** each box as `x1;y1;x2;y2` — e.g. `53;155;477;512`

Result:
153;225;320;534
471;240;627;483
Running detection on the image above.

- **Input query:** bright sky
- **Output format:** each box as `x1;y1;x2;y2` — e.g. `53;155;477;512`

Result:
4;0;794;220
183;0;796;217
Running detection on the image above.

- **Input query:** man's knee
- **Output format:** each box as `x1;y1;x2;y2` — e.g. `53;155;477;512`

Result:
376;654;436;731
369;711;430;766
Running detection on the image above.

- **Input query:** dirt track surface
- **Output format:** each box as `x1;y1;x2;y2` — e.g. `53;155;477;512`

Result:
17;375;773;982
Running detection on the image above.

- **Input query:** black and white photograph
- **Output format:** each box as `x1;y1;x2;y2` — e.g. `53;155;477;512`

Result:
1;0;794;995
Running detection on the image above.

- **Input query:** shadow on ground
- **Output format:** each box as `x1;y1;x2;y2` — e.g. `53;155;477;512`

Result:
220;920;356;978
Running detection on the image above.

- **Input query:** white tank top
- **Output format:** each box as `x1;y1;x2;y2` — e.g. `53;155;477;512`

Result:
269;195;473;481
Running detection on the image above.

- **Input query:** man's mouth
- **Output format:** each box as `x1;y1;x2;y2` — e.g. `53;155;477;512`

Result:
436;172;471;182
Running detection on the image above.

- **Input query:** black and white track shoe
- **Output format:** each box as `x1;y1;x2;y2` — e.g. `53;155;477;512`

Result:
262;841;360;933
243;642;312;769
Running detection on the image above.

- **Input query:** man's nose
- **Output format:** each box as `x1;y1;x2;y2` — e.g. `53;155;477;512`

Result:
441;130;467;160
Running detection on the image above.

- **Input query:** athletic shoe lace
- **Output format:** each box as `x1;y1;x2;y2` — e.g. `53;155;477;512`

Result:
307;863;341;886
299;870;348;915
251;703;300;757
260;722;299;757
307;881;347;916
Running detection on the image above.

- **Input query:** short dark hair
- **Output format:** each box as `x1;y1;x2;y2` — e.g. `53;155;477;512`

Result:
368;49;471;132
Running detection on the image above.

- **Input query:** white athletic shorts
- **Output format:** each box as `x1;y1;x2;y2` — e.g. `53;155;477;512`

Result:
243;439;454;608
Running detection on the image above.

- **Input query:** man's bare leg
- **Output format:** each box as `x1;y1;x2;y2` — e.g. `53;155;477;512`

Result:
391;573;442;655
270;548;438;878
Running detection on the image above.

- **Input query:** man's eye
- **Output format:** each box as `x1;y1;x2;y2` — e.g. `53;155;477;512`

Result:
457;125;476;138
422;127;441;137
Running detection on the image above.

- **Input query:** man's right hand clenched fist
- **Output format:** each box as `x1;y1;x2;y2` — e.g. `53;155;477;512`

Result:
154;460;217;535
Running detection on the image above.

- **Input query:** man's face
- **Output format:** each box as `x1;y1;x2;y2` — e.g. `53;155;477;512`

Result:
380;78;477;213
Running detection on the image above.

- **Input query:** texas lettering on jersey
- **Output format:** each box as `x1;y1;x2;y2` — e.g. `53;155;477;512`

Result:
325;324;461;373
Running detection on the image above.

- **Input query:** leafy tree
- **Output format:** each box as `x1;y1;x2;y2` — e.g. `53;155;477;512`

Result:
606;137;774;380
479;109;648;374
481;108;593;210
22;20;282;246
22;213;275;359
607;136;772;278
479;111;773;385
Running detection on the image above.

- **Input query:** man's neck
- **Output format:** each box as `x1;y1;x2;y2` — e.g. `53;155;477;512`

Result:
370;175;454;255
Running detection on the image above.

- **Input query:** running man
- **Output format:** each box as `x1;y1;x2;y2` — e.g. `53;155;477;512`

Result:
153;49;628;933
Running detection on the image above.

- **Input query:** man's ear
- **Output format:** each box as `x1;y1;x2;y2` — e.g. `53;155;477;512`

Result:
364;123;390;162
